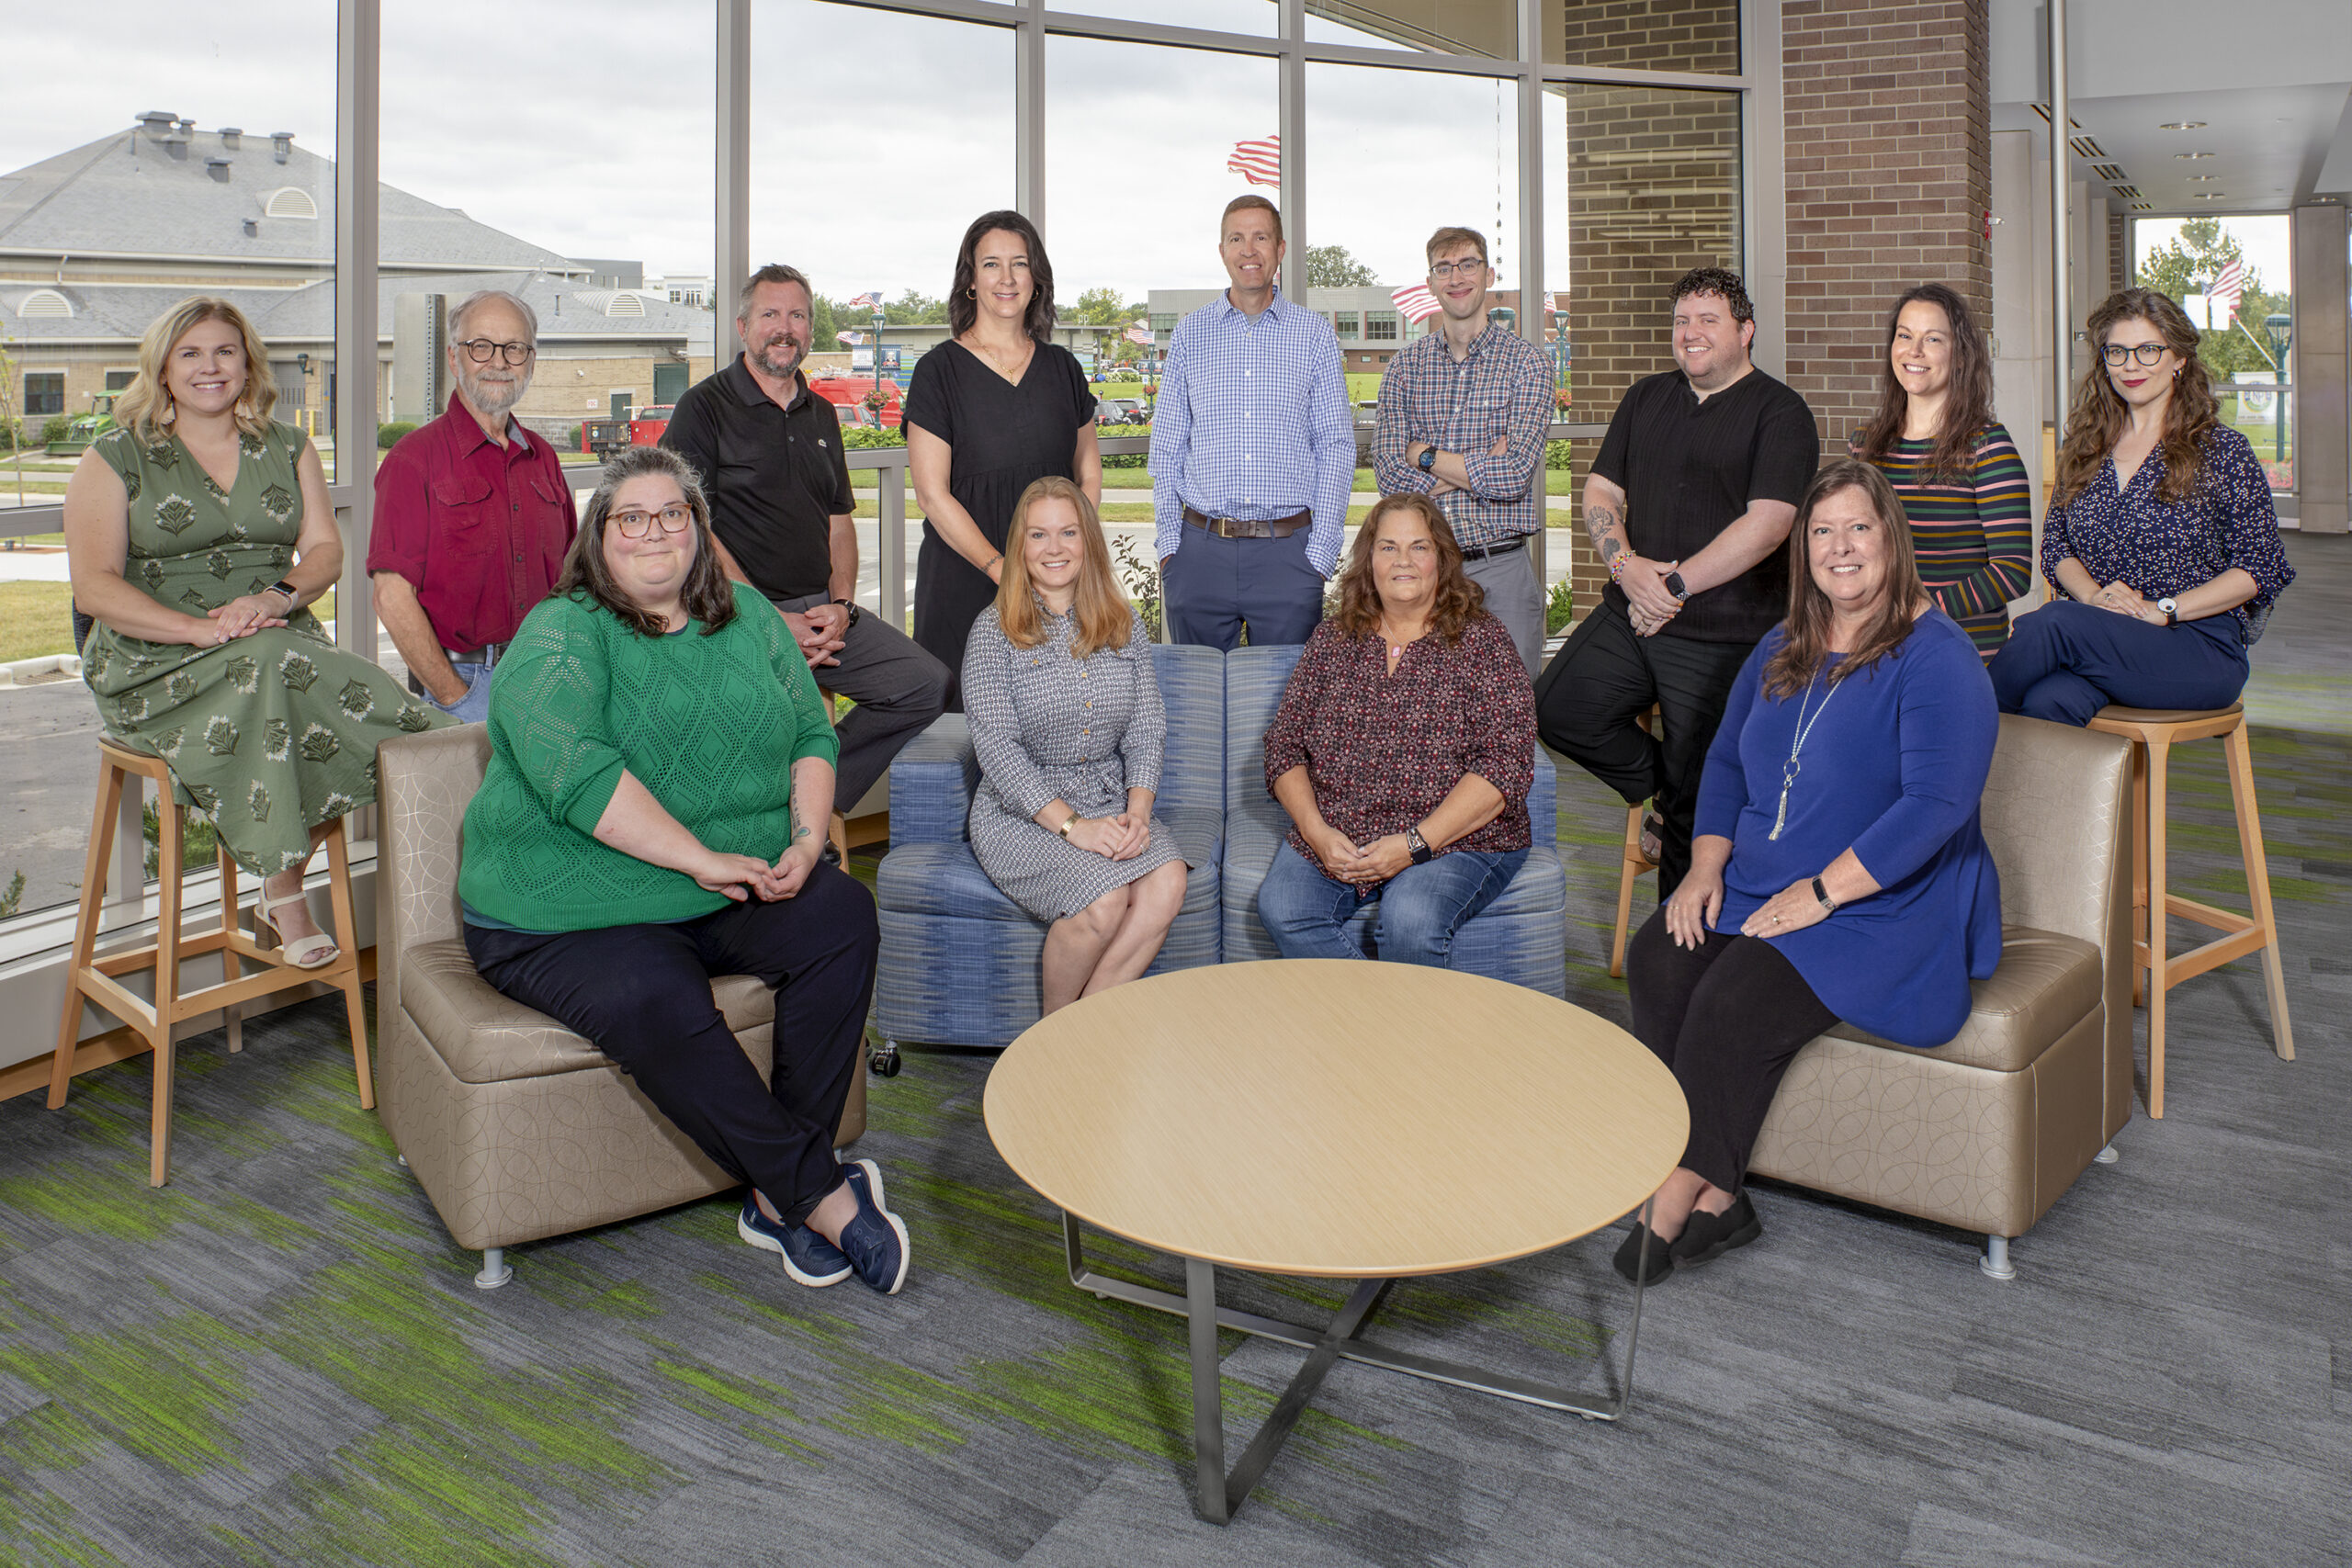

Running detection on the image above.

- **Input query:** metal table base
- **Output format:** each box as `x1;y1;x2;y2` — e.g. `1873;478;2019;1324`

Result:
1061;1209;1657;1525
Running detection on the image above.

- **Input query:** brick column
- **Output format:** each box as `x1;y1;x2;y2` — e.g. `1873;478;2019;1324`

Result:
1781;0;1993;456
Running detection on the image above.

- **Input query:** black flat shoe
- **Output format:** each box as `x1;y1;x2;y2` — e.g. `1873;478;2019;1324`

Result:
1612;1220;1675;1284
1669;1193;1762;1269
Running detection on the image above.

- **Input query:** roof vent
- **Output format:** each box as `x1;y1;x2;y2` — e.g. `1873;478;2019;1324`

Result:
270;131;294;164
137;110;176;134
263;186;318;220
220;127;243;150
243;219;258;237
575;289;649;318
17;289;73;319
207;157;232;184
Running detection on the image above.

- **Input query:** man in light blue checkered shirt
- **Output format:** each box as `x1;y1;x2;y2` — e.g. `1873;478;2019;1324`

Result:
1371;226;1557;673
1149;196;1355;649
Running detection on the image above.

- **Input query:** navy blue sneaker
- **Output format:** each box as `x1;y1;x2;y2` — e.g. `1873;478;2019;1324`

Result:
833;1158;910;1295
737;1194;851;1287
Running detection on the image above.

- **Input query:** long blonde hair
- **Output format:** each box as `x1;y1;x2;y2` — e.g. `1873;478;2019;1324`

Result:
995;477;1132;659
115;297;278;446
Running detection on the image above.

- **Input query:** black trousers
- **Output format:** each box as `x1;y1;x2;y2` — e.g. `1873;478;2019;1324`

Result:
1532;600;1755;896
463;865;879;1226
1623;909;1838;1193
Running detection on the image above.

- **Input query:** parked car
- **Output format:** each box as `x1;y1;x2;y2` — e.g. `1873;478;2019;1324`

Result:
808;374;904;430
579;404;674;457
1096;396;1148;426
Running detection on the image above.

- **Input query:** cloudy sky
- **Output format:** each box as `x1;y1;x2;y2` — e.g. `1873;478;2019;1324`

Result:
0;0;1561;310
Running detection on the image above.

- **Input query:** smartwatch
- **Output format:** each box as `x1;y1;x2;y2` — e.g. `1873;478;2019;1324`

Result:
1417;446;1439;473
831;598;863;628
266;578;300;606
2156;596;2178;626
1812;875;1839;915
1405;825;1433;865
1663;570;1690;602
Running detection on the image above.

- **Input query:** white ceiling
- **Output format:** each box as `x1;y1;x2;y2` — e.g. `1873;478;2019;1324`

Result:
1989;0;2352;213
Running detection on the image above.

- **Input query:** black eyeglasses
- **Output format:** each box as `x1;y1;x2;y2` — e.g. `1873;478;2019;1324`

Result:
2100;342;2169;367
1428;259;1487;280
612;505;693;538
458;339;536;367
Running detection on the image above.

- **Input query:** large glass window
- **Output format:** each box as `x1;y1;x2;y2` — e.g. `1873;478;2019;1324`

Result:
0;2;336;921
2132;214;2296;493
1057;1;1277;38
1305;0;1517;58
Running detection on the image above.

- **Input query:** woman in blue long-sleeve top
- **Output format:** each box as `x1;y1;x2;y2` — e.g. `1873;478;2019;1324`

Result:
1988;288;2293;725
1617;459;2002;1284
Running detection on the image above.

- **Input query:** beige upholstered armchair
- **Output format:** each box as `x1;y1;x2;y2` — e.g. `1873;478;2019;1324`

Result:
376;727;865;1288
1749;716;2134;1278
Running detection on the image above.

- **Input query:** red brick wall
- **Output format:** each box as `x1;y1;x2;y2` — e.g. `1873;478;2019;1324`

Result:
1781;0;1992;456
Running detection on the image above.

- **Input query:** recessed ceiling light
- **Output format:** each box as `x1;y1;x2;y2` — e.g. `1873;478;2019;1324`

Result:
2158;120;2206;130
2191;192;2227;200
2186;175;2220;182
2176;151;2216;160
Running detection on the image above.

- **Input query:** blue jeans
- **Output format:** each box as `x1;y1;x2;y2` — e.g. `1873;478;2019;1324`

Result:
1988;601;2247;728
1256;839;1527;967
421;659;494;725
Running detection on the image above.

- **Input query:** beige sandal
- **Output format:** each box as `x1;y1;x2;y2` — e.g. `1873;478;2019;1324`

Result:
254;886;339;969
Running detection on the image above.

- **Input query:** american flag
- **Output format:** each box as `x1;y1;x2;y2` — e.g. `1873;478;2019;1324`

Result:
1544;291;1559;314
837;331;864;345
843;291;882;313
1227;135;1281;188
1391;283;1441;324
1124;324;1154;346
2206;260;2245;324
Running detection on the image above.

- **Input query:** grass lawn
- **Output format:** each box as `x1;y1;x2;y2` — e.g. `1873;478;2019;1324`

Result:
0;583;339;666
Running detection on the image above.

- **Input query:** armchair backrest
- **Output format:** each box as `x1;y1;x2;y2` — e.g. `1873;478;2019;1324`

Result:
375;725;492;1033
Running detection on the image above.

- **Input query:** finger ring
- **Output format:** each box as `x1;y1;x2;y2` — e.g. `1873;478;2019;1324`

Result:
1771;914;1781;924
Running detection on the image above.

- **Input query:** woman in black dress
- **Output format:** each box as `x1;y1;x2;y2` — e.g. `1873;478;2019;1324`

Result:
907;209;1102;707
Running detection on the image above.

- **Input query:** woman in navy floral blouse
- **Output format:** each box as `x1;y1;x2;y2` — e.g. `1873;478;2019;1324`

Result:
1258;493;1535;966
1988;288;2293;726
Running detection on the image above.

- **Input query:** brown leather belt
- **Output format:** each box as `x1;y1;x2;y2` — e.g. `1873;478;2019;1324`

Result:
1182;505;1312;539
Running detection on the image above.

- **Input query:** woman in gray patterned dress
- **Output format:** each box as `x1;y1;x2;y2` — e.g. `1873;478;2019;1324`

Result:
964;478;1188;1015
64;298;451;966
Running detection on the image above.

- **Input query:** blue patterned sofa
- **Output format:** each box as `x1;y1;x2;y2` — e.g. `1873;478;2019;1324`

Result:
873;642;1567;1053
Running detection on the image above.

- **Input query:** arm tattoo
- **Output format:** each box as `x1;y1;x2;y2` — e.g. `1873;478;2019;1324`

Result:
789;798;812;842
1586;500;1627;559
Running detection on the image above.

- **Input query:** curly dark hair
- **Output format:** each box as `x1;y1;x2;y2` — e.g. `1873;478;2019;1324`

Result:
1670;265;1754;325
1852;283;1998;487
1333;494;1487;646
556;446;738;637
947;210;1057;341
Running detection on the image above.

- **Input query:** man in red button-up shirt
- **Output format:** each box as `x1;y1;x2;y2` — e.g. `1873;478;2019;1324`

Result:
368;289;578;722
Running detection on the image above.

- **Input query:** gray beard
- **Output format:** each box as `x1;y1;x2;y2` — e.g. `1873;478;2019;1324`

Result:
752;339;804;380
461;371;527;420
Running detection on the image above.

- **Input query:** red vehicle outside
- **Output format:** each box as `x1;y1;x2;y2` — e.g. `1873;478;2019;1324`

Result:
580;404;675;457
808;374;904;430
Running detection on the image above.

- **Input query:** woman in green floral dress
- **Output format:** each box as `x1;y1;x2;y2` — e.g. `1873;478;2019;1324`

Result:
64;297;452;965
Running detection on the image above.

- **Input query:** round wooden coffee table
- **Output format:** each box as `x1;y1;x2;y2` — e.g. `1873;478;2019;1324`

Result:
983;960;1688;1523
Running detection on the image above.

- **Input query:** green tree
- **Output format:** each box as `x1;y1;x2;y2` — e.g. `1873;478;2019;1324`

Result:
1066;286;1144;327
1305;244;1377;288
882;289;948;326
2132;220;2290;378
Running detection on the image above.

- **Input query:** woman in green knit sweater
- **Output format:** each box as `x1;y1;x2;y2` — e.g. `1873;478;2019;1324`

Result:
458;446;909;1295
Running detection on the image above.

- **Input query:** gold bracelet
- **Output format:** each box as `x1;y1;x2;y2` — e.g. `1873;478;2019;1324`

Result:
1057;812;1080;839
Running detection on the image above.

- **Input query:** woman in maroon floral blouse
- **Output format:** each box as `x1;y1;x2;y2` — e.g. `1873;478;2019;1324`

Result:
1258;493;1536;965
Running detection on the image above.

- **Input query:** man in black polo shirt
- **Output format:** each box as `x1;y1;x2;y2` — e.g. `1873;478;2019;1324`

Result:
1534;266;1819;896
663;264;947;815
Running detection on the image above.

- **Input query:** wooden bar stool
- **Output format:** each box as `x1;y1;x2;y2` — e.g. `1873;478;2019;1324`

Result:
1607;707;1661;978
50;739;373;1185
2084;702;2293;1118
818;686;889;863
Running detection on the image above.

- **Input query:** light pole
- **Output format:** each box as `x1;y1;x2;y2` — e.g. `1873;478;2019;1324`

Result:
2263;312;2292;471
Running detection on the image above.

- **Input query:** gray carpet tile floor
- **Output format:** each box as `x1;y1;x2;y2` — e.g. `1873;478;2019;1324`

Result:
0;533;2344;1566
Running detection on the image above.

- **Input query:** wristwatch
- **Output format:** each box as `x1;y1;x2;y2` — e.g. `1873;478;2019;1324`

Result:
1417;446;1439;472
1663;570;1690;602
831;598;863;628
2156;596;2178;626
265;578;300;606
1812;875;1839;915
1405;825;1433;865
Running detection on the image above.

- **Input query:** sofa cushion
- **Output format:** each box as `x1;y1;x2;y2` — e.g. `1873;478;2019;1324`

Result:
1830;925;2100;1073
876;808;1222;922
402;938;775;1085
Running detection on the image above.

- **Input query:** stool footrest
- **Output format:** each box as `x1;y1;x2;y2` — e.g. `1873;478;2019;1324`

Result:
2163;893;2253;935
2137;926;2269;991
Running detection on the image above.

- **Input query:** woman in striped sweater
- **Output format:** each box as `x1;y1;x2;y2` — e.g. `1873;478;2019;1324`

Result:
1850;284;2032;658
